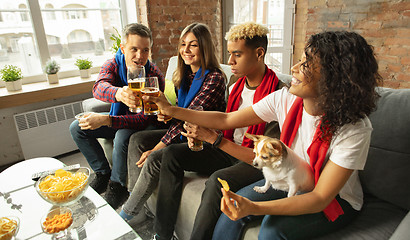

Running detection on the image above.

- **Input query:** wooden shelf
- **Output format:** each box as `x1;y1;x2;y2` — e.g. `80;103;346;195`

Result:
0;74;97;109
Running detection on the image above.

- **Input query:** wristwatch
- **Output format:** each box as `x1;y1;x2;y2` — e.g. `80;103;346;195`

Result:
212;132;223;148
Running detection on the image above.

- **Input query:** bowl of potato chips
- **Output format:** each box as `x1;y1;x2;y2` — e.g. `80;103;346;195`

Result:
35;167;90;206
0;216;19;240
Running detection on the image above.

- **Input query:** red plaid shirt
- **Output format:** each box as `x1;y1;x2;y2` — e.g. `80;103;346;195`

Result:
161;70;226;145
93;58;165;129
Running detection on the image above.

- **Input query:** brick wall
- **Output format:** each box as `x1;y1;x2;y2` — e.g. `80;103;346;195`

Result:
294;0;410;89
137;0;223;75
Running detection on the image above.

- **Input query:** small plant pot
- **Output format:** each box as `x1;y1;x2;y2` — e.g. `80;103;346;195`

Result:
47;74;59;84
5;79;22;91
79;69;91;78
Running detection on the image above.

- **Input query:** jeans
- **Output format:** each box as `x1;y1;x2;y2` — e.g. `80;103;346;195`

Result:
154;143;240;239
123;129;174;216
126;129;168;192
212;179;359;240
69;119;137;186
190;162;264;240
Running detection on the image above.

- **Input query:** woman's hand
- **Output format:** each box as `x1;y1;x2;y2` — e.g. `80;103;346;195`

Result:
142;91;172;116
136;150;153;168
220;188;255;221
182;122;218;143
78;113;110;130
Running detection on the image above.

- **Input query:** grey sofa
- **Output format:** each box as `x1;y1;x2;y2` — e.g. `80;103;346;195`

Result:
83;65;410;239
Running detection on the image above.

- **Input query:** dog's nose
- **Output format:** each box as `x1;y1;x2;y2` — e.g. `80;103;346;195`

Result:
253;161;258;168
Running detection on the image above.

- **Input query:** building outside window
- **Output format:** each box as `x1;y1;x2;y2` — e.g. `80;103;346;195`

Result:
0;0;135;85
224;0;295;74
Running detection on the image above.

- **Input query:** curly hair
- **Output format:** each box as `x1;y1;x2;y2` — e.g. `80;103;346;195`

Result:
225;22;269;55
303;31;382;139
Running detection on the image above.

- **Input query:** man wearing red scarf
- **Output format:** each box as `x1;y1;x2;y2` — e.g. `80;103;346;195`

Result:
144;23;285;240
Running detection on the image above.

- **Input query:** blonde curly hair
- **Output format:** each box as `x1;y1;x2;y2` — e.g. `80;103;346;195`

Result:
225;22;269;41
225;22;269;55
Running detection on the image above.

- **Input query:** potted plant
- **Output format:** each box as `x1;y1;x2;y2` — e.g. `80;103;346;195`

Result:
74;57;92;78
110;27;121;54
1;65;23;91
44;59;60;84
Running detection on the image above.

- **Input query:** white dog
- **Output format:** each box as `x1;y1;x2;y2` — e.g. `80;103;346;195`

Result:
245;133;314;197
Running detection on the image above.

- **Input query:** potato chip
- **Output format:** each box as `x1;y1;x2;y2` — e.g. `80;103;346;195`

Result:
38;169;88;203
217;177;230;192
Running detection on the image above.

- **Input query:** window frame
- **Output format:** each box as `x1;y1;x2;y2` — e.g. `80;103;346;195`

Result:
0;0;137;87
222;0;295;74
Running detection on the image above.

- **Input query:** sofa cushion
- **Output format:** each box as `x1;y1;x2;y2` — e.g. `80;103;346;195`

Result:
242;195;407;240
146;172;208;240
82;98;111;112
390;211;410;240
315;196;407;240
359;87;410;210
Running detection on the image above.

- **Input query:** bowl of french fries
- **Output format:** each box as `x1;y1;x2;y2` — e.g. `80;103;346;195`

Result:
0;216;19;240
35;167;90;206
40;207;73;238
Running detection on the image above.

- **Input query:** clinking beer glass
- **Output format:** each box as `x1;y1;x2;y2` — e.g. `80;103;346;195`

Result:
142;77;160;115
189;106;204;151
128;65;145;113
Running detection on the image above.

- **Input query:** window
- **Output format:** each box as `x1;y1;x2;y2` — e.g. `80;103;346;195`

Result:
44;4;56;21
223;0;295;74
0;0;136;85
19;4;29;22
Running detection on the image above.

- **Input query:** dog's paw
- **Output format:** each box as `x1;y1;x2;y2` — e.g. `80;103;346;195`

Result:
253;186;268;193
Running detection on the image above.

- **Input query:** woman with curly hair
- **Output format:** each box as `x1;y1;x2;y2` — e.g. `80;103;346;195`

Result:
145;31;382;239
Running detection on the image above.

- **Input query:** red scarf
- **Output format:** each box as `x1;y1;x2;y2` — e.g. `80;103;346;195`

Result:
223;66;278;148
280;97;344;222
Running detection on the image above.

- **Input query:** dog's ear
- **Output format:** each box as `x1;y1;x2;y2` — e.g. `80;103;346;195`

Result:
266;140;282;156
244;133;262;142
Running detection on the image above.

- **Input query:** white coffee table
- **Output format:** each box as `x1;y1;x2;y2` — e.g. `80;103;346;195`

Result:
0;157;141;240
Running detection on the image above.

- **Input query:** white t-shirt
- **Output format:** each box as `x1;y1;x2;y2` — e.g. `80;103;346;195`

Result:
229;82;256;145
252;87;372;210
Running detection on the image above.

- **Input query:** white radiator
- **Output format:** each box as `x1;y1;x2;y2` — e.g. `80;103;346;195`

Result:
14;101;83;159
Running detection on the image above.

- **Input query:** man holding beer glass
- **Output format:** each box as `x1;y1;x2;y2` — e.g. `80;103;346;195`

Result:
69;23;165;209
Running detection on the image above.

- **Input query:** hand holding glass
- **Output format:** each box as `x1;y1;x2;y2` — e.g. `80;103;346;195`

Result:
189;106;204;151
142;77;160;115
128;65;145;113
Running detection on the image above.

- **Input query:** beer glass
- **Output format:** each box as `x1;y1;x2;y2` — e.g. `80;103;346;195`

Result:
189;106;204;151
142;77;160;115
128;65;145;113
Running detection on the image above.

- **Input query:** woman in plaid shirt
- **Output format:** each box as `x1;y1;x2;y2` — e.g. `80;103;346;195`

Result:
118;23;226;216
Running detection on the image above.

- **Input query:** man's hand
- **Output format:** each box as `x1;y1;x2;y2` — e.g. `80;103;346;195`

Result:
115;86;139;108
182;122;219;144
78;113;110;130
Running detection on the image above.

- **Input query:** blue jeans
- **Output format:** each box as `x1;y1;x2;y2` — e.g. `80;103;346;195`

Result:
69;119;137;186
212;179;359;240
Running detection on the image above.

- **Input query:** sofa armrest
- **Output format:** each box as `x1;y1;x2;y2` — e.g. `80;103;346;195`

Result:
82;98;111;113
389;211;410;240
